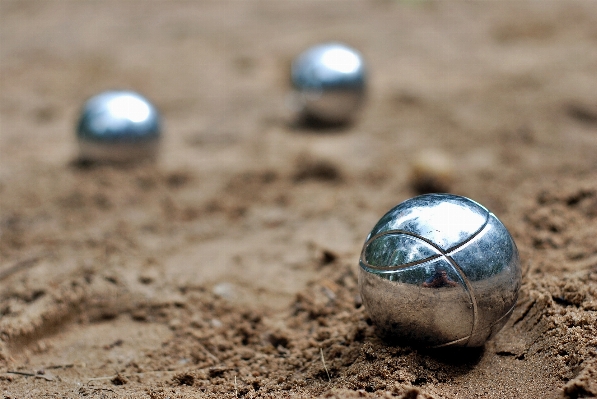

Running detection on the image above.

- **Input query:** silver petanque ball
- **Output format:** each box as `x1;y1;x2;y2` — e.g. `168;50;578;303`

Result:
77;90;161;163
291;42;366;124
359;194;521;348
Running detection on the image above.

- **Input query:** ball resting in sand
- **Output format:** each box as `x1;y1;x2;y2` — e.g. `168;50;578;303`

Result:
359;193;522;347
77;90;161;163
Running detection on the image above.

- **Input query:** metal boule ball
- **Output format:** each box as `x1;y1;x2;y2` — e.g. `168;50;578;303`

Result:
358;193;521;348
76;90;161;163
290;42;366;125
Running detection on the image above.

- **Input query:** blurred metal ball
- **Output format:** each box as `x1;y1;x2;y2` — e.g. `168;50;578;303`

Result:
359;194;521;347
77;90;161;163
291;42;366;124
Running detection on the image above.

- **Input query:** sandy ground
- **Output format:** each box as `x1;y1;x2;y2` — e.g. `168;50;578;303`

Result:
1;1;597;398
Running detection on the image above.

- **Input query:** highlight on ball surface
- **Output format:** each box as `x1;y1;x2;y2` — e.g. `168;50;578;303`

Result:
290;42;367;125
76;90;162;163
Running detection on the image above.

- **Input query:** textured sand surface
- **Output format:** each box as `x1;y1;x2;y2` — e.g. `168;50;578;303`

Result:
1;1;596;398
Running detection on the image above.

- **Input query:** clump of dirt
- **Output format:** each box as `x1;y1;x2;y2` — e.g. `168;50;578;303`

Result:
293;156;343;183
2;1;597;398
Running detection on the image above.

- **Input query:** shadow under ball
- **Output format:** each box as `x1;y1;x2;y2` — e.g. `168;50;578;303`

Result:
291;42;366;124
359;194;521;348
77;90;161;163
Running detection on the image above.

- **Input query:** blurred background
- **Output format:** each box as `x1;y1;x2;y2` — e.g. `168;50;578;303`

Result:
1;1;596;397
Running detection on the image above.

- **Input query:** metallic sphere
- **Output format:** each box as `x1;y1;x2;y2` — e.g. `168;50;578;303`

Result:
291;42;366;124
359;194;521;348
77;90;161;163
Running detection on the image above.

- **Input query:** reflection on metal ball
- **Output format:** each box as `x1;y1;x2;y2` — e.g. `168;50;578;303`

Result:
359;194;521;348
291;42;366;124
77;90;161;163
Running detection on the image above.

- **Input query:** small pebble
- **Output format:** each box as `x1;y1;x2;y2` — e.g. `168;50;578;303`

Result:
410;149;454;194
212;282;236;300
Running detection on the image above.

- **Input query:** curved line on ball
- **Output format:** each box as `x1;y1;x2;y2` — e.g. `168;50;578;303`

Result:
360;212;488;271
444;212;490;255
360;214;492;346
360;230;443;271
430;335;470;349
360;211;490;271
442;215;491;346
442;254;478;347
489;302;517;329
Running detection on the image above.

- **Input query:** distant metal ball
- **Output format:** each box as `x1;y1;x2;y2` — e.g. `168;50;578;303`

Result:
291;42;366;124
359;194;521;347
77;90;161;163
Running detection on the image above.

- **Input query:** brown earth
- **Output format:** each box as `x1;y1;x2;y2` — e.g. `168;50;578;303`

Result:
1;1;596;398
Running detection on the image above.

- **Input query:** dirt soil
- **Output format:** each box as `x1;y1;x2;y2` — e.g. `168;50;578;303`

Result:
1;1;597;398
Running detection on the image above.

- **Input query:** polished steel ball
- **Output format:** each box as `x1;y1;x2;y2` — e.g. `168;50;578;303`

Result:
77;90;161;163
291;42;366;124
359;194;521;348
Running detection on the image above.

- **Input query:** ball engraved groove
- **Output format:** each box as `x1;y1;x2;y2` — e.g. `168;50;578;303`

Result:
358;194;521;348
